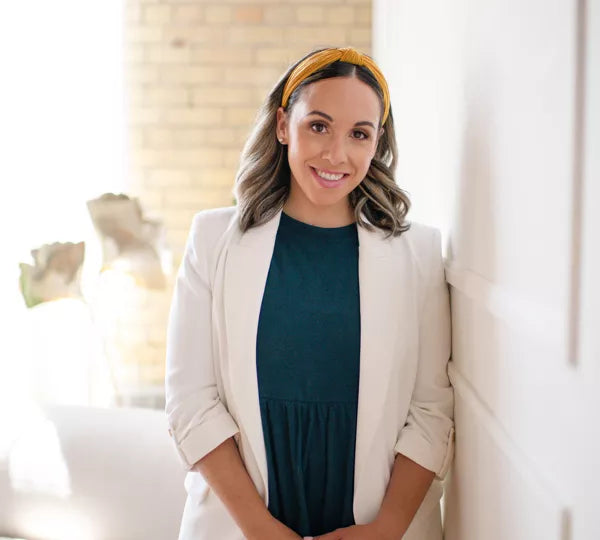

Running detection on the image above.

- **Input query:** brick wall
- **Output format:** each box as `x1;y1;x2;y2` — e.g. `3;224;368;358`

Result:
120;0;371;393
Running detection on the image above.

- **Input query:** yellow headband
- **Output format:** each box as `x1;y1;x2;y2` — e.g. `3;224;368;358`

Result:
281;47;390;126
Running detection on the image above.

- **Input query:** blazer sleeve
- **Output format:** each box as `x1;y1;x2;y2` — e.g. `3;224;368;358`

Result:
394;227;455;481
164;212;240;471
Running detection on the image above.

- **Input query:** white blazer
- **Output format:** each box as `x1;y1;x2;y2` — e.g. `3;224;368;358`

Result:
165;205;455;540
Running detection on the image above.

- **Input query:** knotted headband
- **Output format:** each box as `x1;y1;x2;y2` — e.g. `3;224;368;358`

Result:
281;47;390;126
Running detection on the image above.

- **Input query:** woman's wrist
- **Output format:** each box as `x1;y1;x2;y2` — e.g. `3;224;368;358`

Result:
243;511;276;539
246;514;301;540
371;512;405;540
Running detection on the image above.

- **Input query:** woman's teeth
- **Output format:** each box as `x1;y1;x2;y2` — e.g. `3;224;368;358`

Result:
314;169;345;181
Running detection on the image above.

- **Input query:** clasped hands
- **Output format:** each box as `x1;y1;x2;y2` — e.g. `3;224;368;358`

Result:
303;520;399;539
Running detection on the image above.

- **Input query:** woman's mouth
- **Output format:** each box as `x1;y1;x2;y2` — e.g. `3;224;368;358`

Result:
310;167;349;189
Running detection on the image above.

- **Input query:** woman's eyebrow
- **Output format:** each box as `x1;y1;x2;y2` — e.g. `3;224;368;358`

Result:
305;110;375;129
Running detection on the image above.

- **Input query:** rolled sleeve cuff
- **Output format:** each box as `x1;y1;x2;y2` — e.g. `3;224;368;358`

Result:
394;425;455;481
170;413;240;470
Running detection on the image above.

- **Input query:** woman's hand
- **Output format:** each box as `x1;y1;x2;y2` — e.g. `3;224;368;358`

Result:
311;521;397;540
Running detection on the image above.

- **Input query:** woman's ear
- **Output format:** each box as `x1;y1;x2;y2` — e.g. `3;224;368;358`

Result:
276;107;288;143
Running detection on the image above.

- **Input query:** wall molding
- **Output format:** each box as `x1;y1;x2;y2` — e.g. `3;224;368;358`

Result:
568;0;588;367
444;262;567;356
448;362;572;540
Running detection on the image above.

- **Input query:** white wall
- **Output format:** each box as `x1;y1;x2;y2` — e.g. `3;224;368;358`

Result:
373;0;599;538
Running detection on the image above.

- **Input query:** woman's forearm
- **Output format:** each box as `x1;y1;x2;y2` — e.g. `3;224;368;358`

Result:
192;437;300;539
373;452;435;538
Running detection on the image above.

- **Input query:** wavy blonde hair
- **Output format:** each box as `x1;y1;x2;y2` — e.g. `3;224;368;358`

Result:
233;48;411;238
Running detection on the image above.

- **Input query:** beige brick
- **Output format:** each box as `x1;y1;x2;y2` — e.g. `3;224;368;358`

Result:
224;149;243;168
234;6;263;23
125;45;144;64
191;46;253;65
163;108;223;126
224;66;280;86
162;25;198;47
124;169;145;193
143;127;196;148
164;207;197;230
225;107;258;126
134;148;224;167
205;5;233;24
142;87;189;106
125;65;159;84
255;47;295;66
128;107;161;125
287;0;346;3
325;6;355;25
283;27;346;46
236;127;253;145
165;187;218;207
127;128;145;148
355;6;372;25
145;44;191;64
349;28;370;47
169;128;239;147
191;87;255;106
146;169;192;188
143;5;171;24
192;168;236;188
127;90;144;106
228;27;285;45
125;25;163;44
188;27;228;45
138;190;164;210
172;5;204;23
263;6;294;25
296;6;324;24
159;65;222;85
205;191;235;208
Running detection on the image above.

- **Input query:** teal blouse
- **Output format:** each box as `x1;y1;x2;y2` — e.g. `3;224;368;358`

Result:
256;211;361;537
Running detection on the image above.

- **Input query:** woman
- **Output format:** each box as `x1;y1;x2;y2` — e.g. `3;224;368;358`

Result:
165;46;454;540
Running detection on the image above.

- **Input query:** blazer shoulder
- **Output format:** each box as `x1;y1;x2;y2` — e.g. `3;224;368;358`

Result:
188;206;238;248
184;206;238;278
398;220;442;279
403;220;440;243
191;205;237;234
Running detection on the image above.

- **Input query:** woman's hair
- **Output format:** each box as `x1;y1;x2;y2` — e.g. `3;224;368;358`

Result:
233;48;411;238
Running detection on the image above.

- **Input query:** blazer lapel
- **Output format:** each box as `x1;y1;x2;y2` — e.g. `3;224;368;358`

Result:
353;222;410;505
223;207;410;507
223;209;283;503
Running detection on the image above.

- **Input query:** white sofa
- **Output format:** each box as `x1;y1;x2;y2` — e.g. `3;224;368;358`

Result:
0;404;187;540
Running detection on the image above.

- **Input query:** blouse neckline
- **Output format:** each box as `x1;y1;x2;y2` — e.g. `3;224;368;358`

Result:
280;211;357;238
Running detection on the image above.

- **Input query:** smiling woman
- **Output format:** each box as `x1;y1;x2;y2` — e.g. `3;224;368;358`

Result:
234;46;411;235
165;46;454;540
276;76;384;226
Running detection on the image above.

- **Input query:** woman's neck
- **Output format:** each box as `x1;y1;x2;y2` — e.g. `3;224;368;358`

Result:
282;198;355;228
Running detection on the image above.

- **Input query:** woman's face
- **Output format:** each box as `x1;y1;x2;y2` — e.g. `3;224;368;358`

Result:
276;75;384;224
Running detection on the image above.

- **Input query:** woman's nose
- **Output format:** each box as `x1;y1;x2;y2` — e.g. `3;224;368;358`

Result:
321;135;347;166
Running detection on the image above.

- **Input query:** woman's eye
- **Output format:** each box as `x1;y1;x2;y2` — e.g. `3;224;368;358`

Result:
310;123;369;140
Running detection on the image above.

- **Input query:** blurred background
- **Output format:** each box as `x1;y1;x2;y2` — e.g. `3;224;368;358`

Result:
0;0;598;539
